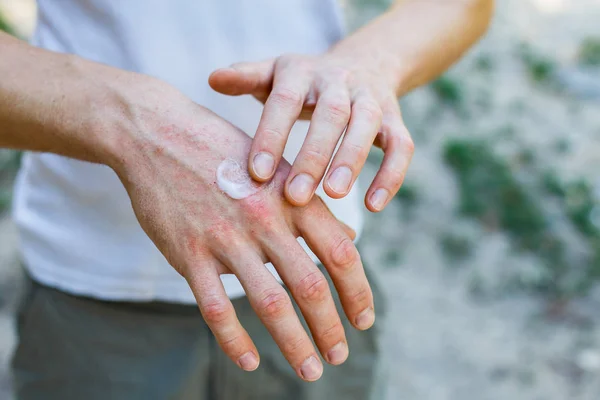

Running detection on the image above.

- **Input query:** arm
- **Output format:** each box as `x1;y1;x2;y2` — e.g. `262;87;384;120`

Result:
209;0;495;211
0;32;375;381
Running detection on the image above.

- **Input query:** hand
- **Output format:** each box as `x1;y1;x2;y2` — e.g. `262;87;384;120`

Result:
209;52;415;212
109;83;375;381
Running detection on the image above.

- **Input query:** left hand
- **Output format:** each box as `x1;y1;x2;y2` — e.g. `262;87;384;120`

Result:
209;53;414;212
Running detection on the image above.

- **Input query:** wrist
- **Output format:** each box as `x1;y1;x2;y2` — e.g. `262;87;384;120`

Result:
87;68;182;175
327;9;412;97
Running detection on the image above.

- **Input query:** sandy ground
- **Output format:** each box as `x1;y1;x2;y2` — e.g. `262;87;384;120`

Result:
2;0;600;399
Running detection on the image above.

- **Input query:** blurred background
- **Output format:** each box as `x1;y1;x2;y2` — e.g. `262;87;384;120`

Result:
1;0;600;399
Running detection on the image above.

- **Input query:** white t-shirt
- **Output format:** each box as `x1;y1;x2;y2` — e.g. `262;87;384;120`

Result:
13;0;364;303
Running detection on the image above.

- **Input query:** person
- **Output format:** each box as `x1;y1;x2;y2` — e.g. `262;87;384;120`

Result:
0;0;493;398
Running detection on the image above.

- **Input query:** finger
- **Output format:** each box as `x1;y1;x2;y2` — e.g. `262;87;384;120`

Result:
296;197;375;331
324;93;382;199
219;242;323;382
311;195;357;240
208;59;275;98
366;104;415;213
285;87;351;206
259;230;348;366
186;260;259;372
248;74;311;182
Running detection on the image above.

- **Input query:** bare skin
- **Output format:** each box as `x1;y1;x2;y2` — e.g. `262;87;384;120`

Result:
0;33;373;381
209;0;495;211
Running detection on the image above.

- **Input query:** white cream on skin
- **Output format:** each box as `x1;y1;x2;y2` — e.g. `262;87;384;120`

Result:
216;158;261;199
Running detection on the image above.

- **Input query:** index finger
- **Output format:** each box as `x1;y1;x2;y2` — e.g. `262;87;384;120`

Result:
248;74;310;182
295;198;375;331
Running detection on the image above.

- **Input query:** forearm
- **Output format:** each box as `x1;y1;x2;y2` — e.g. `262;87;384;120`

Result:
0;32;143;167
331;0;494;96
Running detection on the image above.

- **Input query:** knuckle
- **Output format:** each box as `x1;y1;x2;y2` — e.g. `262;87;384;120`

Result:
206;221;236;247
349;286;372;307
326;66;352;82
342;141;369;161
330;237;360;270
276;53;298;67
218;333;245;351
239;197;278;229
383;167;405;186
403;135;415;154
259;127;286;141
281;335;310;356
302;145;331;167
323;100;351;124
354;101;383;123
319;320;345;342
295;271;330;304
203;301;233;325
270;87;304;108
257;289;292;320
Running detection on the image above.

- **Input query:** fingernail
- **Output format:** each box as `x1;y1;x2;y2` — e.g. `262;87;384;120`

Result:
238;352;259;371
300;356;323;381
370;189;389;211
252;152;275;179
327;166;353;195
355;307;375;330
327;342;349;365
288;174;315;204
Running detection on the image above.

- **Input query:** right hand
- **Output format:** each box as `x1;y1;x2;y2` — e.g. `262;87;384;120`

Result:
106;81;376;382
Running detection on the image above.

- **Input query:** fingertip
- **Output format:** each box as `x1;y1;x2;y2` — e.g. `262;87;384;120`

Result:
323;180;350;200
249;151;276;182
237;351;260;372
286;173;316;206
365;188;389;213
299;355;323;381
355;307;375;330
208;68;240;93
326;341;349;365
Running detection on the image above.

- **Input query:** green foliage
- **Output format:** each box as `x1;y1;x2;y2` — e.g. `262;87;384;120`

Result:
578;37;600;67
541;170;566;197
542;172;599;239
395;183;418;205
517;148;536;167
518;44;557;84
564;180;598;238
0;10;15;35
431;76;463;108
394;183;418;220
553;138;571;155
440;232;473;263
443;139;546;248
443;139;573;297
474;55;494;72
384;249;403;267
445;139;600;298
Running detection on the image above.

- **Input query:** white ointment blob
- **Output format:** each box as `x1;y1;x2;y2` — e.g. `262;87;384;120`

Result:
216;158;261;200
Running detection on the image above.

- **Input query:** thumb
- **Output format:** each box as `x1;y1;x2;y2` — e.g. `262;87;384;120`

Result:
208;59;275;99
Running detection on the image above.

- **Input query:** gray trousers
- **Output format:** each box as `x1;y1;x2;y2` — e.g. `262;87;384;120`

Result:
11;267;386;400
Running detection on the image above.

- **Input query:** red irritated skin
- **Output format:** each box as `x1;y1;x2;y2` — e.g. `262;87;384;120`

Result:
209;0;495;212
0;33;370;382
